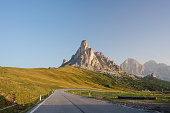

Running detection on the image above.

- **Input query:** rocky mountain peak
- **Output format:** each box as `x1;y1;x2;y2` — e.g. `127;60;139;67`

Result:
81;40;88;50
62;40;101;70
121;58;145;75
124;58;140;64
61;40;124;75
144;60;157;66
121;59;170;81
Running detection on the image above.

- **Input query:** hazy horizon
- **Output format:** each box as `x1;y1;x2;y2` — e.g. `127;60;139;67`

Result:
0;0;170;68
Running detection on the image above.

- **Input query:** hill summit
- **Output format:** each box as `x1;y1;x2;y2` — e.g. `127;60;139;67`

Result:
61;40;122;75
121;58;170;81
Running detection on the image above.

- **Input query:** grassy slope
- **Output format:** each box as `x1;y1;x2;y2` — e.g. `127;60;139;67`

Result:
0;65;118;106
0;65;170;112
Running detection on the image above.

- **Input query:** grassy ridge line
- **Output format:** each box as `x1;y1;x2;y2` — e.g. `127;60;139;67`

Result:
0;65;117;107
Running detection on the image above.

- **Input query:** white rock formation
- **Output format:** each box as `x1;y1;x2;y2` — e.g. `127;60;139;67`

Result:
61;40;123;75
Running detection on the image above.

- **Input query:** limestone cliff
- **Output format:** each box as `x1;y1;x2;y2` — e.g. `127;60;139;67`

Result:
61;40;123;75
121;59;170;81
120;58;145;76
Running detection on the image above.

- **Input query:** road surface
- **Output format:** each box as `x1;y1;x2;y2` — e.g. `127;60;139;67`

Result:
28;89;153;113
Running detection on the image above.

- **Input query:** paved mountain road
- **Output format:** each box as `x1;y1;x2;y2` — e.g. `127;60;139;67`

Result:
27;89;153;113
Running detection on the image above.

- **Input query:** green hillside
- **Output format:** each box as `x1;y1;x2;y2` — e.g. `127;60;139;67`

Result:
0;65;170;112
103;73;170;91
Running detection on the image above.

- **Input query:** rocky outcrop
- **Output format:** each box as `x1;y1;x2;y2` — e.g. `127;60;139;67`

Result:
95;52;121;73
145;73;157;78
62;40;101;70
120;58;145;76
61;40;123;75
62;59;69;65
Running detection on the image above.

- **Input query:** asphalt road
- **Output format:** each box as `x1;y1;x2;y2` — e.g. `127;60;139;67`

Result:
28;89;153;113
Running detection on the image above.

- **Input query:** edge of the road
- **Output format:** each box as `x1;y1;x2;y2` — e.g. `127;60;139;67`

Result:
27;91;55;113
63;89;157;113
26;89;97;113
27;89;158;113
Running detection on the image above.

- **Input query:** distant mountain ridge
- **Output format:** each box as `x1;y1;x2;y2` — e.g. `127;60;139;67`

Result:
61;40;131;76
120;58;146;76
121;58;170;81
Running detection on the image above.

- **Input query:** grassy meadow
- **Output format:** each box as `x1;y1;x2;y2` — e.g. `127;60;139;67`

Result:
0;65;170;112
0;65;119;112
66;90;170;103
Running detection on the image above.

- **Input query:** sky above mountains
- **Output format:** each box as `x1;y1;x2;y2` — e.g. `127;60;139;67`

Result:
0;0;170;68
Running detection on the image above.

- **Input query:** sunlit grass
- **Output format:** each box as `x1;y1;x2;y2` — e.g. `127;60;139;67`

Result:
66;90;170;103
0;65;170;112
0;66;116;107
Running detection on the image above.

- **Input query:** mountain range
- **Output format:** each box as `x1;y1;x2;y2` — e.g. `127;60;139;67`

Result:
1;40;170;113
121;58;170;81
61;40;170;81
61;40;134;77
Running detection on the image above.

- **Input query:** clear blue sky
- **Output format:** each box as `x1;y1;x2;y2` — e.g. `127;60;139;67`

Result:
0;0;170;68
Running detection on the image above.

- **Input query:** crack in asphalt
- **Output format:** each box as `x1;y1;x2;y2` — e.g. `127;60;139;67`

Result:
62;94;85;113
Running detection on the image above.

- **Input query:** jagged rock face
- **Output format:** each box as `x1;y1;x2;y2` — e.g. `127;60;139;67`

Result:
68;40;101;70
121;59;170;81
61;40;122;75
120;58;145;76
95;52;121;73
144;60;170;81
